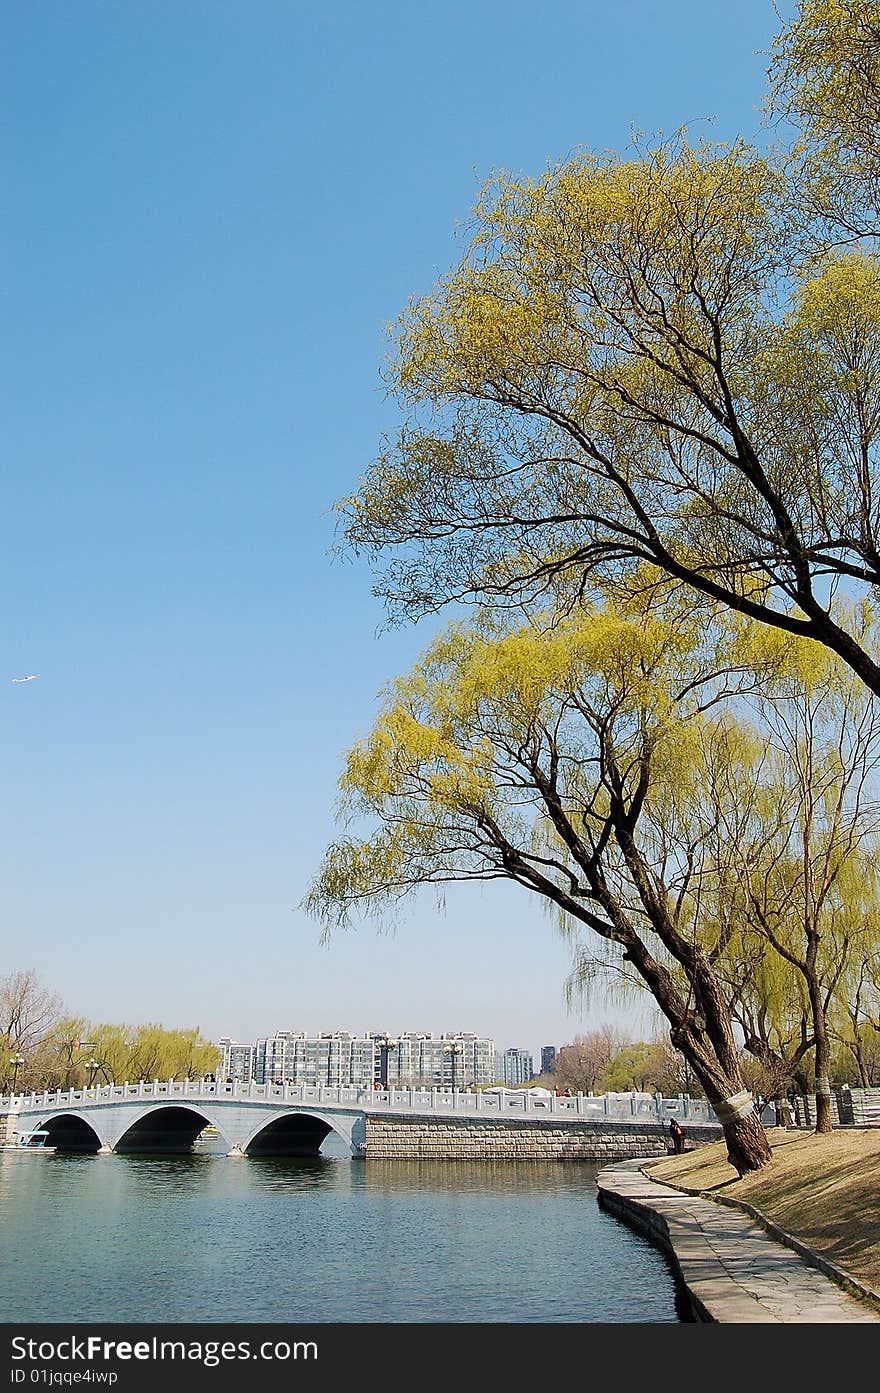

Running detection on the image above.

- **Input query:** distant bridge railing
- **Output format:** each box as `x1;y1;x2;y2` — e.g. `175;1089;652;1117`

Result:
0;1078;720;1125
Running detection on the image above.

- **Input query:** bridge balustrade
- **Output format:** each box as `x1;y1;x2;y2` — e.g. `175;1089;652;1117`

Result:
0;1079;720;1125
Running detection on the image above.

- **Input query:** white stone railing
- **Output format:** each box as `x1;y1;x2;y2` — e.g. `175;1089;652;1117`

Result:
0;1078;720;1124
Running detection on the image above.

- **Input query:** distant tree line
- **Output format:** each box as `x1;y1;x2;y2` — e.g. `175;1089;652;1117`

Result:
0;969;219;1091
547;1023;880;1108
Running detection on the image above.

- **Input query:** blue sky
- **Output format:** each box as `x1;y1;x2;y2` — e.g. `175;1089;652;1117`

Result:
2;1;787;1062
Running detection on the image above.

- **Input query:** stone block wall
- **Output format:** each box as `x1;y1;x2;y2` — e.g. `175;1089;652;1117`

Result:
362;1113;720;1160
793;1093;841;1127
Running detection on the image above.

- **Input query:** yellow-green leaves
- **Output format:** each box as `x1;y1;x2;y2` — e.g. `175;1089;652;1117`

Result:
349;603;704;810
795;253;880;340
793;252;880;393
307;594;740;936
392;139;783;412
338;2;880;711
728;598;880;702
309;591;880;937
769;1;880;234
770;0;880;133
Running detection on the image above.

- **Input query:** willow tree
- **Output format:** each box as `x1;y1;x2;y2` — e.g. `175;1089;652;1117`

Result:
15;1020;220;1091
669;747;815;1129
769;0;880;238
84;1024;220;1085
307;602;774;1174
558;658;815;1123
723;619;880;1129
832;938;880;1085
742;848;879;1130
339;6;880;701
720;947;812;1130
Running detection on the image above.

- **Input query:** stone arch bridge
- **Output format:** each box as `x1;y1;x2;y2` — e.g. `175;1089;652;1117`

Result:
2;1079;721;1160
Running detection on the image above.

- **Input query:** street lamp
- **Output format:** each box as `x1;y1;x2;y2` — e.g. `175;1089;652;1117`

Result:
8;1054;24;1092
86;1058;100;1088
376;1035;397;1088
442;1042;463;1090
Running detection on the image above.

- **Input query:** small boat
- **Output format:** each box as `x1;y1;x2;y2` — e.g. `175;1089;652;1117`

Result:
0;1129;56;1152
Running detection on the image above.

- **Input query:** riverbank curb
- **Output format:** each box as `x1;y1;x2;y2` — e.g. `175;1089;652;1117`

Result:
596;1158;880;1323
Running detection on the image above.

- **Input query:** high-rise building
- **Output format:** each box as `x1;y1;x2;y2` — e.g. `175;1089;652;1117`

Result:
253;1032;376;1087
217;1038;255;1083
540;1045;557;1076
377;1032;495;1089
495;1047;534;1086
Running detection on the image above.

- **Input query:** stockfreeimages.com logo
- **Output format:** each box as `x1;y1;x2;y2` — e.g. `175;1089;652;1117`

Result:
11;1335;317;1370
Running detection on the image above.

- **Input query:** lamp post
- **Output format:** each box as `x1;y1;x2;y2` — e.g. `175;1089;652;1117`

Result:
376;1035;397;1088
86;1058;100;1089
443;1042;463;1090
9;1053;24;1093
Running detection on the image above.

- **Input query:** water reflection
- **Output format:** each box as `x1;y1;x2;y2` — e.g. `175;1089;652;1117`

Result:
353;1158;600;1197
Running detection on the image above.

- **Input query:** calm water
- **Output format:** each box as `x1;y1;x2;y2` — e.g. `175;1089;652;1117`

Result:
0;1140;683;1323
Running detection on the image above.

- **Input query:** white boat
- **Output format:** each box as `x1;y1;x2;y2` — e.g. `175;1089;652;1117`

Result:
0;1129;56;1152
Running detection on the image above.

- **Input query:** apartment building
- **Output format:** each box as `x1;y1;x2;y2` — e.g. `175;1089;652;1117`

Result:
495;1047;534;1086
216;1038;256;1084
217;1030;496;1088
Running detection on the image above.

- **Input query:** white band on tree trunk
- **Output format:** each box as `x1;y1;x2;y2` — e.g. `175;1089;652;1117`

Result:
712;1090;755;1122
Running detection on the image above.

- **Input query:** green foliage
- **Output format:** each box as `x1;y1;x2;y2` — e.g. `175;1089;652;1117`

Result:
1;979;220;1093
553;1032;695;1096
597;1042;657;1093
85;1023;220;1085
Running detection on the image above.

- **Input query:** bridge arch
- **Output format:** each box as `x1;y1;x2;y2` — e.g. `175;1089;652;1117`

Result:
40;1113;103;1153
114;1104;222;1155
242;1111;335;1157
109;1104;358;1156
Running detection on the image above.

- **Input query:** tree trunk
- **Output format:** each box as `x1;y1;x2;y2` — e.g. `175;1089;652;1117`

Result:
807;974;834;1133
669;1033;773;1174
687;958;773;1173
813;1075;833;1133
720;1108;773;1177
624;950;775;1175
668;1070;772;1173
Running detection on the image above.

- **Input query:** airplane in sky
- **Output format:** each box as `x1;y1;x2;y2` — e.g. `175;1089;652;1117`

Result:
10;674;39;683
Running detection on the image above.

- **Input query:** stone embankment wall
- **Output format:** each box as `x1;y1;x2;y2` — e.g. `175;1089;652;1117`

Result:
362;1114;720;1160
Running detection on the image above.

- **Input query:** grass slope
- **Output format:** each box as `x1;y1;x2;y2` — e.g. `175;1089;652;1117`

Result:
645;1128;880;1296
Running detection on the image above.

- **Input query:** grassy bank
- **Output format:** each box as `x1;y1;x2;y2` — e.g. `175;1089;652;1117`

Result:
645;1128;880;1296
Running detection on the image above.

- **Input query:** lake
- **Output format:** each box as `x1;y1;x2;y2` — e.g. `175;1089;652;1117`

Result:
0;1139;685;1323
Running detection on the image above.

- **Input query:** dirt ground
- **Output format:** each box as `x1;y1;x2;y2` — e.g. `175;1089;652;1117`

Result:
645;1127;880;1295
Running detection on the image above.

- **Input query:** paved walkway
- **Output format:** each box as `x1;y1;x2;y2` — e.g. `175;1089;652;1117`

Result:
596;1158;880;1323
